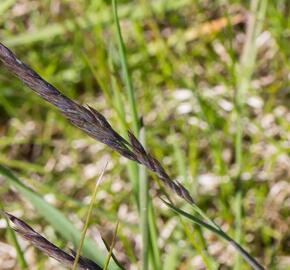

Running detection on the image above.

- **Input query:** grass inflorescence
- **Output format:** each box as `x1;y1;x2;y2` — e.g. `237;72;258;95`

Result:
4;212;102;270
0;42;193;205
0;40;264;270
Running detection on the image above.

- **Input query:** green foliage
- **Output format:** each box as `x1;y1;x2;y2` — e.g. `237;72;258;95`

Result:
0;0;289;269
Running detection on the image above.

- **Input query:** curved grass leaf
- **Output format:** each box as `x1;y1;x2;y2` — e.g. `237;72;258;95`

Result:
161;199;265;270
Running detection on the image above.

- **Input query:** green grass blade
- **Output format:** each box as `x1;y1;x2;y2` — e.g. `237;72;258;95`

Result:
108;43;139;199
148;204;161;270
0;0;16;15
72;163;107;270
163;245;178;270
111;2;161;270
103;221;120;270
162;199;265;270
0;164;120;270
112;0;139;135
138;128;150;270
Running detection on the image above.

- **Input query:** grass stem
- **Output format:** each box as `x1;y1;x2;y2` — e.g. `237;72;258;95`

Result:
103;221;120;270
72;163;107;270
139;127;149;270
112;0;140;135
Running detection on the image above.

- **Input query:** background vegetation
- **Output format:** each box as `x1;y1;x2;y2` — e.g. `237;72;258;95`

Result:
0;0;289;269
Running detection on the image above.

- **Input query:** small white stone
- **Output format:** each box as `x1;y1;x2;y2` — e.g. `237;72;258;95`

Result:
198;173;220;192
247;96;264;109
219;99;233;111
177;102;192;114
172;89;192;101
44;193;57;204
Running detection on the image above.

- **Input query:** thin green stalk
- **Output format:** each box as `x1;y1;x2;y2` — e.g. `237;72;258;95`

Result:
103;221;120;270
148;203;161;270
111;0;140;200
139;127;149;270
234;1;268;269
111;3;159;270
112;0;140;135
112;59;140;199
72;163;107;270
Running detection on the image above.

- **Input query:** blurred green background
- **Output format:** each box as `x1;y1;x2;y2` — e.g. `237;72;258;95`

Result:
0;0;289;269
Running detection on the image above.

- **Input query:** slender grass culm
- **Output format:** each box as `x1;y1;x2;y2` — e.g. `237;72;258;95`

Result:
72;162;108;270
103;221;120;270
0;42;265;270
111;1;152;269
